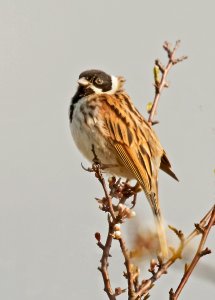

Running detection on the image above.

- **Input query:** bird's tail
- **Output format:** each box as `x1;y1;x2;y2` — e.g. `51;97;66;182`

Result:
154;213;168;258
138;173;168;257
148;191;169;258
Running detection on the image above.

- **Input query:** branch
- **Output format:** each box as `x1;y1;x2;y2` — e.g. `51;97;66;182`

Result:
148;40;188;125
98;221;116;300
83;146;214;299
134;205;215;299
83;149;137;299
185;205;214;245
118;237;136;299
169;205;215;300
134;227;185;298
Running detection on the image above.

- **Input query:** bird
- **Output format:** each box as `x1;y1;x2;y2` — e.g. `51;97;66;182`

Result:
69;69;178;257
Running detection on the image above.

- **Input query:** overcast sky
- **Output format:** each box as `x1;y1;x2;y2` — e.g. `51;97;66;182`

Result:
0;1;214;299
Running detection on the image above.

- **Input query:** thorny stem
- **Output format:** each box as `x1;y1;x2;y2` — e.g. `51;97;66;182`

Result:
148;40;187;125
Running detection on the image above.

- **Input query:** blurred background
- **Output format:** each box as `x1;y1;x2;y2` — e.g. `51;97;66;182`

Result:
0;0;214;299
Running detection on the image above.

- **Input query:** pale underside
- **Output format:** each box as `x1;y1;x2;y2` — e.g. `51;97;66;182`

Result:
70;91;165;201
71;97;132;178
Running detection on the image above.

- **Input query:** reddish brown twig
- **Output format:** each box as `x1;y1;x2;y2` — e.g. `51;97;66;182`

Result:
118;237;136;299
84;150;137;300
133;206;215;299
91;145;116;221
185;205;214;245
98;221;116;300
83;148;214;300
148;40;188;125
134;226;185;299
169;205;215;300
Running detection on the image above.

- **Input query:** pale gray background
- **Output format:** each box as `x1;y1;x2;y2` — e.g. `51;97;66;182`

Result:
0;0;214;299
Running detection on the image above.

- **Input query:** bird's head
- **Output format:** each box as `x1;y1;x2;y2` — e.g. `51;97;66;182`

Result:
77;69;125;95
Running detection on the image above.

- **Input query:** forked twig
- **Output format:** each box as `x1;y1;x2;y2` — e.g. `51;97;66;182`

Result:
98;222;116;300
83;150;214;299
148;40;188;125
135;206;215;299
169;205;215;300
84;148;137;299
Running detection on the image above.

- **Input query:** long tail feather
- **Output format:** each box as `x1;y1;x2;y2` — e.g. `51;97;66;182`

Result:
154;214;168;258
146;190;169;258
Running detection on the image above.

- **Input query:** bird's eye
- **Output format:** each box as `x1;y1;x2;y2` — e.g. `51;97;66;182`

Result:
95;78;103;85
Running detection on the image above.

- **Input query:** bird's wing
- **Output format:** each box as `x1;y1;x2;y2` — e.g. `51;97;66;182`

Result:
160;151;179;181
99;93;169;257
100;93;163;201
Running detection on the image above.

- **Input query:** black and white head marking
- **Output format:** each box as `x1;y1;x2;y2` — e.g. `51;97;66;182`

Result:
78;69;120;94
70;69;123;122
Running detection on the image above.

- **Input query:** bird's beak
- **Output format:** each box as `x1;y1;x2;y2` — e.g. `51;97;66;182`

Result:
77;78;90;86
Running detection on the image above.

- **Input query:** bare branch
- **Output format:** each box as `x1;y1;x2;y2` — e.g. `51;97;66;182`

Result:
87;147;139;299
134;205;215;299
118;237;136;299
83;144;214;300
134;224;184;298
98;221;116;300
148;40;188;125
169;205;215;300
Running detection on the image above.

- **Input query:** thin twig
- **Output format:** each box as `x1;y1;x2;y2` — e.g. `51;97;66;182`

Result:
97;171;116;221
169;205;215;300
91;144;116;221
118;237;136;299
134;227;184;298
185;205;214;245
148;40;187;125
98;221;116;300
90;149;138;299
134;205;215;299
84;145;214;299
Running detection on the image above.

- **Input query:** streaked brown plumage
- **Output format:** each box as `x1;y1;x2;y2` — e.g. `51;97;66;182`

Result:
70;69;178;257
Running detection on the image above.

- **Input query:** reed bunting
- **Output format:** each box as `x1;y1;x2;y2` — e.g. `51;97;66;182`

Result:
69;69;178;257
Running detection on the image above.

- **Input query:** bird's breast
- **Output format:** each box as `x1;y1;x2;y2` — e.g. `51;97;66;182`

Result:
69;96;138;179
70;97;110;162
